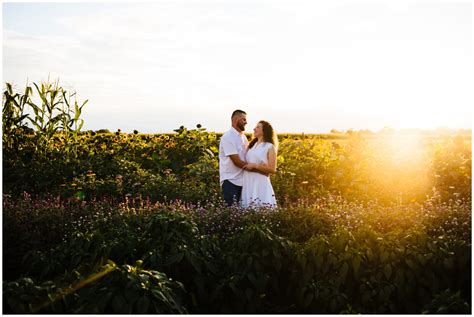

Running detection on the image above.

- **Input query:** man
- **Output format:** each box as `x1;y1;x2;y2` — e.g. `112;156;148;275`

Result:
219;109;249;206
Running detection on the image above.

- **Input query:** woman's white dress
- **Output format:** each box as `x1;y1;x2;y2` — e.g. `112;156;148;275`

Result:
241;142;277;208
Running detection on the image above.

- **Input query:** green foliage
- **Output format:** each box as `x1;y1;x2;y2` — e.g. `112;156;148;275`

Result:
3;262;187;314
273;137;334;202
3;195;470;314
2;79;471;314
212;225;295;313
430;135;472;200
3;79;89;194
73;263;187;314
2;82;32;148
274;133;471;205
3;278;58;314
3;81;471;205
3;103;221;202
422;289;471;314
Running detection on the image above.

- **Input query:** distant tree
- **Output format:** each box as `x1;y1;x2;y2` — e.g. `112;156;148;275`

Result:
379;126;395;134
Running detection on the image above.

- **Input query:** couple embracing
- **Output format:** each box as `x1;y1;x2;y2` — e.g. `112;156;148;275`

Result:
219;109;278;208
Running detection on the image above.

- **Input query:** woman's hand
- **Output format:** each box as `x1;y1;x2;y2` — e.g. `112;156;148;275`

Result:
244;163;269;172
244;163;257;170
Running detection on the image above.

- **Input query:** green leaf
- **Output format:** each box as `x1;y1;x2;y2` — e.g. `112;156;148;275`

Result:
245;288;253;300
247;256;253;267
151;289;166;301
275;258;282;272
362;291;371;304
353;256;361;277
136;296;150;313
112;294;127;313
228;281;239;296
383;264;392;279
443;258;454;269
380;251;389;262
339;262;349;284
247;272;258;287
405;259;416;271
205;148;214;157
328;253;337;266
303;292;313;307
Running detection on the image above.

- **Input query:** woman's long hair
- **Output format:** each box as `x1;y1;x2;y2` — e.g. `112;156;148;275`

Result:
248;120;278;150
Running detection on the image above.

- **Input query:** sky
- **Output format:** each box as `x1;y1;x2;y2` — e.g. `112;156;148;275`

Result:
2;0;473;133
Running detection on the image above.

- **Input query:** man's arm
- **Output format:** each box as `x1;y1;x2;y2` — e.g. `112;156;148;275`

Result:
229;154;247;169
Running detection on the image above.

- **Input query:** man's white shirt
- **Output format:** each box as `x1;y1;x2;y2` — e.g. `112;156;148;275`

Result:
219;127;248;186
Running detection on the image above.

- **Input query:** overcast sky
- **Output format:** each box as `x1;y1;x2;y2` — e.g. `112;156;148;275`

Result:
2;1;472;133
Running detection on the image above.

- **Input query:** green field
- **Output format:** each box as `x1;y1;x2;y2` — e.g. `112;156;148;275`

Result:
2;81;471;313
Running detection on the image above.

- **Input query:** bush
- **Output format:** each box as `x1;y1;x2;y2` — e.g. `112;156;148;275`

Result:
3;262;187;314
3;195;470;313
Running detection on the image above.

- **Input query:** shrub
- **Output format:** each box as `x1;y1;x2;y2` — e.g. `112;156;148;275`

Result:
3;262;187;314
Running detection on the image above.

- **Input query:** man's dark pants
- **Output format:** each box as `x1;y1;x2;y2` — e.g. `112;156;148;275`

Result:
222;180;242;207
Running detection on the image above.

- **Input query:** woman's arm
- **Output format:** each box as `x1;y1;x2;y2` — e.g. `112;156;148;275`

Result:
246;145;277;174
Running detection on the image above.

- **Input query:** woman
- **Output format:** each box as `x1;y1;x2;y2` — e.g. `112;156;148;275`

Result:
241;120;278;208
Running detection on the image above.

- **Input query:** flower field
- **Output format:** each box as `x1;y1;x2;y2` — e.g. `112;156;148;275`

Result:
2;81;472;313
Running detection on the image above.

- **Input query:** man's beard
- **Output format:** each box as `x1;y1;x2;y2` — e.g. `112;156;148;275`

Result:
237;123;245;131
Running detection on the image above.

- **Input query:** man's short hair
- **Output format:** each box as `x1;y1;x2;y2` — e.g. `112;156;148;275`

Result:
232;109;246;118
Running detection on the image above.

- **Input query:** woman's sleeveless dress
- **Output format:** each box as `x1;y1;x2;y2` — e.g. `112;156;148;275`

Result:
241;142;277;208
